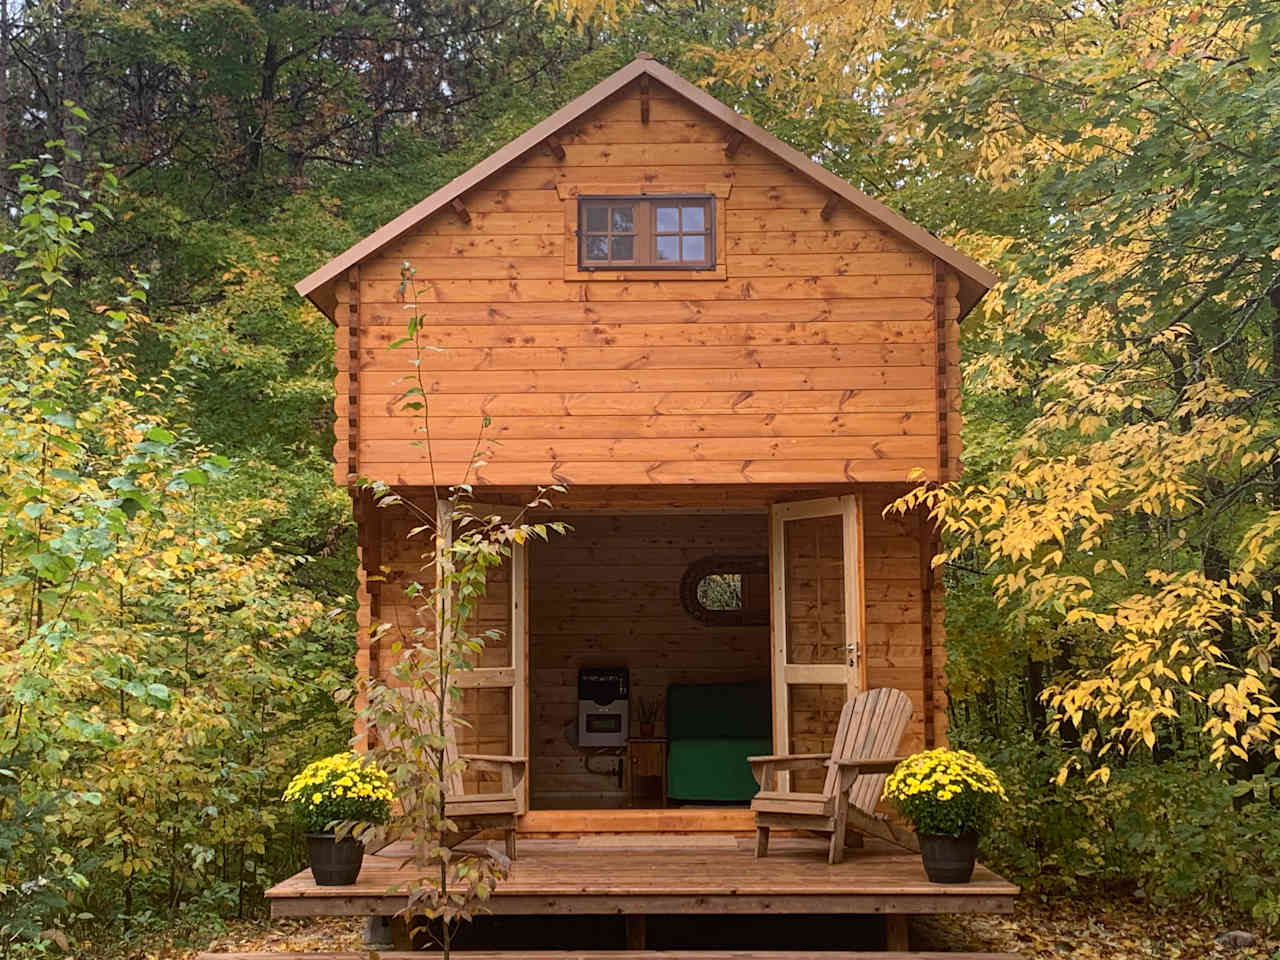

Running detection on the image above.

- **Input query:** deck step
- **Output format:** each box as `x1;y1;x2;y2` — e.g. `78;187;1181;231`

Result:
195;951;1021;959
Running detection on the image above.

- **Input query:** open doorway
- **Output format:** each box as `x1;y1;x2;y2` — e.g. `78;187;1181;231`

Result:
528;512;771;811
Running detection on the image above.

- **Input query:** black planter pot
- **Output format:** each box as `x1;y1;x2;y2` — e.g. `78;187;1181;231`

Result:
306;832;365;886
919;832;978;884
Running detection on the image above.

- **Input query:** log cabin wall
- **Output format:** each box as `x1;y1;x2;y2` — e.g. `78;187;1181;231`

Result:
334;66;972;808
528;512;770;809
331;76;961;489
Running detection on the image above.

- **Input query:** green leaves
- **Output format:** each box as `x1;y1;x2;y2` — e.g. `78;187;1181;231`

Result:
0;141;348;946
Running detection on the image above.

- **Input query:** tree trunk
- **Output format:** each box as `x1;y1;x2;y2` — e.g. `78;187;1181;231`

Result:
247;38;277;175
60;0;84;183
0;0;10;188
1202;477;1233;655
1024;656;1047;737
1271;283;1280;632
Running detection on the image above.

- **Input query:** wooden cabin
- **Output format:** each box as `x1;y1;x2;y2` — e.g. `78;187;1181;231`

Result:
277;57;1012;942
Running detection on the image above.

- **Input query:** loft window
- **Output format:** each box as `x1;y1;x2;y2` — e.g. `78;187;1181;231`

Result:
578;196;714;270
680;555;769;627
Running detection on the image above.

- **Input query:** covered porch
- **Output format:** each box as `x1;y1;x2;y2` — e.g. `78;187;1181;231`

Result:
364;483;944;816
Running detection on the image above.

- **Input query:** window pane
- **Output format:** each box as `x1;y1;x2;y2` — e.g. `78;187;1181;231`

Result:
611;206;634;232
585;235;609;260
585;205;608;233
655;206;679;233
682;205;705;232
681;235;706;262
611;236;634;260
656;235;680;261
697;573;742;611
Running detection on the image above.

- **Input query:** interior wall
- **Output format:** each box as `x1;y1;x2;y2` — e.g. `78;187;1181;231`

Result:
529;513;771;809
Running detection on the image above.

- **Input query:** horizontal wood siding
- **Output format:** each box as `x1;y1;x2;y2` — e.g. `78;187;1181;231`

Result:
334;81;950;487
861;488;943;752
529;513;770;808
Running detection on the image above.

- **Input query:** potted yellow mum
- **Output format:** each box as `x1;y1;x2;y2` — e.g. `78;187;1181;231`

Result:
882;748;1007;883
284;752;394;885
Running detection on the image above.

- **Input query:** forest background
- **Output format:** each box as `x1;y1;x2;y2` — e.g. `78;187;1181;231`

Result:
1;0;1277;955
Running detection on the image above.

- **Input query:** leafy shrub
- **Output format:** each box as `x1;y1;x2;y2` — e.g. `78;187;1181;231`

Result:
0;757;88;956
883;748;1008;837
0;147;353;951
283;754;393;833
967;734;1280;925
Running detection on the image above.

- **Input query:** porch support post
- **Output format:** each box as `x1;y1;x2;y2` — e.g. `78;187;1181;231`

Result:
884;914;910;951
626;915;646;949
391;915;413;950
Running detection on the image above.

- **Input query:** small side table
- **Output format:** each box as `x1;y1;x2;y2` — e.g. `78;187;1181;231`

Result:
625;737;668;808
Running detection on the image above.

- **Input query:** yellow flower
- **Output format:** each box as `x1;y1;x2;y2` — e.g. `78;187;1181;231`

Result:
882;748;1006;805
284;752;395;815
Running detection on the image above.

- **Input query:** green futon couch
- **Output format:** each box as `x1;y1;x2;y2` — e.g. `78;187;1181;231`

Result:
665;682;772;804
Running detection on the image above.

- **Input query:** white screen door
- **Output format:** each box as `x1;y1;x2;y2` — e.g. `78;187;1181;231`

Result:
769;495;865;791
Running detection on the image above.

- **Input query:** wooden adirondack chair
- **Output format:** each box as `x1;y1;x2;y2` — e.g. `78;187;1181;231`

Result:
441;729;526;861
749;687;919;864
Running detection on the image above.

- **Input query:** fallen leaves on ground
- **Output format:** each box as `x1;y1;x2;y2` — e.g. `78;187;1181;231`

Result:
124;896;1278;959
918;897;1280;960
114;917;364;960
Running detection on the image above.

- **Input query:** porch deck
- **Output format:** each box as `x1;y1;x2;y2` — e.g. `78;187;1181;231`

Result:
266;834;1018;919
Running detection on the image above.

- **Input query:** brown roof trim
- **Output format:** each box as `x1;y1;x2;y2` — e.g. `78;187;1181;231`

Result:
296;56;998;320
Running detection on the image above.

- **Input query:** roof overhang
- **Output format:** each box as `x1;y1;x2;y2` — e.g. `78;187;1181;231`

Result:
297;55;998;322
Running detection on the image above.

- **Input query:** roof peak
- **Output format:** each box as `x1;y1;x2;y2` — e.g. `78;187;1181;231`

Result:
295;57;996;320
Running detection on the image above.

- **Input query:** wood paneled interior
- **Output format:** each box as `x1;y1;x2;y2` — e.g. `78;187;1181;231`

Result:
528;512;770;809
330;77;964;488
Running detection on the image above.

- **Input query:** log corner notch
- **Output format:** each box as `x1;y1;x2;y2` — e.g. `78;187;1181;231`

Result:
353;486;382;753
933;261;949;481
639;74;650;124
546;135;566;161
450;198;471;224
344;264;360;488
918;510;938;749
820;194;840;221
724;130;746;158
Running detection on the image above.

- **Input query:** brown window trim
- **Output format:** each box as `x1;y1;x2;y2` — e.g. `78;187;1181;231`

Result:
578;195;716;271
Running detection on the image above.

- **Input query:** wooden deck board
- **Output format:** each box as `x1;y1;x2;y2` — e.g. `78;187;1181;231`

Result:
266;836;1018;918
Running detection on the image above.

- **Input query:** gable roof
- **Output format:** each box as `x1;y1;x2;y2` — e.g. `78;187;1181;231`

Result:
296;54;998;320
